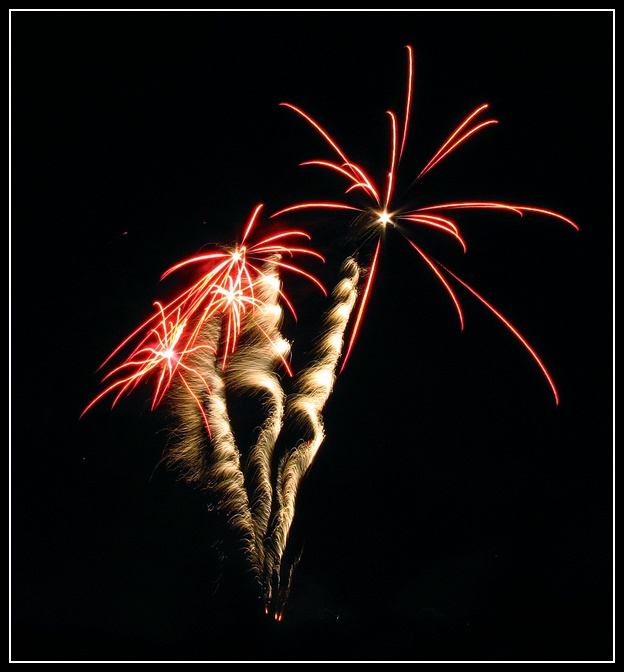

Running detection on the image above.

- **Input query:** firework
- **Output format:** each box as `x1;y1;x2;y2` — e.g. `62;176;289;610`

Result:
83;205;326;586
273;45;578;403
81;301;215;432
84;204;325;415
83;45;577;620
266;256;361;619
157;202;326;371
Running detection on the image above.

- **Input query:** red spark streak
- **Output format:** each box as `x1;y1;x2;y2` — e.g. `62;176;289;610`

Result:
339;238;381;373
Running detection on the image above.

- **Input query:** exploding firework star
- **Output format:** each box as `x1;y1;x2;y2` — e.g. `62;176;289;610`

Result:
273;44;579;404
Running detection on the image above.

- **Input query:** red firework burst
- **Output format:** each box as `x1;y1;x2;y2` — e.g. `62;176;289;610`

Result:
272;45;578;403
83;204;326;419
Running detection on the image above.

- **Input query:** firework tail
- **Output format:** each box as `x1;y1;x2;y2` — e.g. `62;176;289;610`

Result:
224;260;289;582
266;256;360;618
166;315;262;577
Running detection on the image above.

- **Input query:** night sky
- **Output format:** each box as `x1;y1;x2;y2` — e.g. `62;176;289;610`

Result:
10;10;613;662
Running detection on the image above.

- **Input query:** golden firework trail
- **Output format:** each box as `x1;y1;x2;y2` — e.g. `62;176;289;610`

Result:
265;257;361;619
169;315;262;574
224;261;289;574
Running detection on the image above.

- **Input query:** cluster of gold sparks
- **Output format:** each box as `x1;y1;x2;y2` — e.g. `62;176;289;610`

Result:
83;46;578;619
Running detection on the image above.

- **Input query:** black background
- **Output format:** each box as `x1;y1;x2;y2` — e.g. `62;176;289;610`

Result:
11;10;613;662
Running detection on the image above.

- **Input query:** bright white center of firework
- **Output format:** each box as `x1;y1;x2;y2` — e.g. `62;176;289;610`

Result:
221;288;243;307
376;210;394;227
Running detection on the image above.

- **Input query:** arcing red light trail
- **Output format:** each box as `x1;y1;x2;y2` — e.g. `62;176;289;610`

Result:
83;45;577;618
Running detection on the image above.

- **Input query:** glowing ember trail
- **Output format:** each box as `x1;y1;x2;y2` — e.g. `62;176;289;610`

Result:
266;257;361;619
224;262;290;574
169;316;262;574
